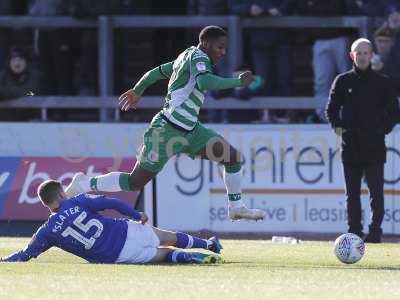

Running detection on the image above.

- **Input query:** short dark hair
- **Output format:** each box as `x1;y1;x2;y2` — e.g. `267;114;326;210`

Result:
374;24;395;39
37;180;63;206
199;25;227;43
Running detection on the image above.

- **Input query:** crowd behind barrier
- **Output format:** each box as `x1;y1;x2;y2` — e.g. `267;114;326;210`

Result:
0;0;399;124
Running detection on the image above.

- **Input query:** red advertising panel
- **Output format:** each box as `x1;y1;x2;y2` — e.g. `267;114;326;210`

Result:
0;157;138;220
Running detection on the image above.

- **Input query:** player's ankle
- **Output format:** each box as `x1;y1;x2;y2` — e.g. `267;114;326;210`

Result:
228;198;244;208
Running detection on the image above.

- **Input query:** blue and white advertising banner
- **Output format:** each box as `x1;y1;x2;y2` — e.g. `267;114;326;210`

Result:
0;123;147;221
157;125;400;234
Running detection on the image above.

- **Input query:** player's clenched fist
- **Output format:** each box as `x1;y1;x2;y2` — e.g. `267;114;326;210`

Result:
119;89;140;111
238;71;254;87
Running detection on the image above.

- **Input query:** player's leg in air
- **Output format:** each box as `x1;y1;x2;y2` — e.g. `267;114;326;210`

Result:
64;114;189;197
64;114;174;197
195;135;266;221
66;124;265;221
65;161;156;197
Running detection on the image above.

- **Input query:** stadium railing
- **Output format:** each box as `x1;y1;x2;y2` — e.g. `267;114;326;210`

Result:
0;95;324;121
0;15;381;121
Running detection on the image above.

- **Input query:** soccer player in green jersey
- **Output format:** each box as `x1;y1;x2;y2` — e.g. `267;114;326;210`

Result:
66;25;265;221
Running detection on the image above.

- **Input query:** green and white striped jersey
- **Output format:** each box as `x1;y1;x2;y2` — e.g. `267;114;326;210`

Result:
162;46;212;130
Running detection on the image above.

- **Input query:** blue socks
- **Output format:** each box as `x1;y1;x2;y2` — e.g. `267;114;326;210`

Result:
166;250;192;263
166;233;216;263
176;232;210;249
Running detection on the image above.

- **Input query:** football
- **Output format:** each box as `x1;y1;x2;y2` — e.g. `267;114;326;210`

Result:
334;233;365;264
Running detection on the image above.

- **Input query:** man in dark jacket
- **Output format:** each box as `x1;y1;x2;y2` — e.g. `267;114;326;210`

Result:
325;38;400;243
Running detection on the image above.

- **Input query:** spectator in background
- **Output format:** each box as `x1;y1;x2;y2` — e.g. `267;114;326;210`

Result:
371;24;400;94
346;0;389;17
115;0;152;94
386;0;400;17
188;0;229;123
386;2;400;49
228;0;292;123
0;47;42;121
188;0;227;15
68;0;151;96
0;47;41;100
67;0;122;95
372;25;395;73
0;1;32;69
295;0;356;123
28;0;75;95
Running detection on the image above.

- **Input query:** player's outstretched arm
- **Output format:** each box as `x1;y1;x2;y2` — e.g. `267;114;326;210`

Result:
196;71;253;92
119;61;174;111
1;226;51;262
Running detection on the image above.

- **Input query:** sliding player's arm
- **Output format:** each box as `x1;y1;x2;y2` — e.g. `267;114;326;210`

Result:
1;225;51;262
119;61;174;111
81;195;147;224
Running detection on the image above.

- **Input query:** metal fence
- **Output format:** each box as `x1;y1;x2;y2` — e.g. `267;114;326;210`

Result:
0;15;380;121
0;95;325;121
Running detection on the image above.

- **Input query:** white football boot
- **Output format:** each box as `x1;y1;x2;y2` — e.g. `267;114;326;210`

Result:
65;172;90;198
228;206;266;221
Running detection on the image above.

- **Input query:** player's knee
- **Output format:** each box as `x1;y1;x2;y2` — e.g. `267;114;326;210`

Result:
153;228;177;246
222;148;243;174
128;168;157;191
209;140;224;158
127;173;141;191
228;147;242;165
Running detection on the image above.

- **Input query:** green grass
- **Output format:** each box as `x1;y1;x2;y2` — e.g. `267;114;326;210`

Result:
1;238;400;300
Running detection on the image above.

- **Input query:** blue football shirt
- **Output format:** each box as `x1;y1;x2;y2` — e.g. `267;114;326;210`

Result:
3;194;142;263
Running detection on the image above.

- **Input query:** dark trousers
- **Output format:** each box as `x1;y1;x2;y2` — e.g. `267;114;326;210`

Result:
251;43;291;97
343;162;384;234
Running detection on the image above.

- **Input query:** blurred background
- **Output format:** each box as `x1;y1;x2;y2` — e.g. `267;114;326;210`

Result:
0;0;399;124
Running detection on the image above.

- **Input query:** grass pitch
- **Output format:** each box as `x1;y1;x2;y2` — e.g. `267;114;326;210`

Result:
1;237;400;300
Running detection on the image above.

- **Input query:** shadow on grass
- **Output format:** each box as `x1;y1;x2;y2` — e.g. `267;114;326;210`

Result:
30;262;400;271
33;260;400;271
305;265;400;271
31;261;224;267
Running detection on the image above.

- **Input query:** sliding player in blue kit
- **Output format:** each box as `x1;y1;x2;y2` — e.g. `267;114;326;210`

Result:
1;180;223;264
